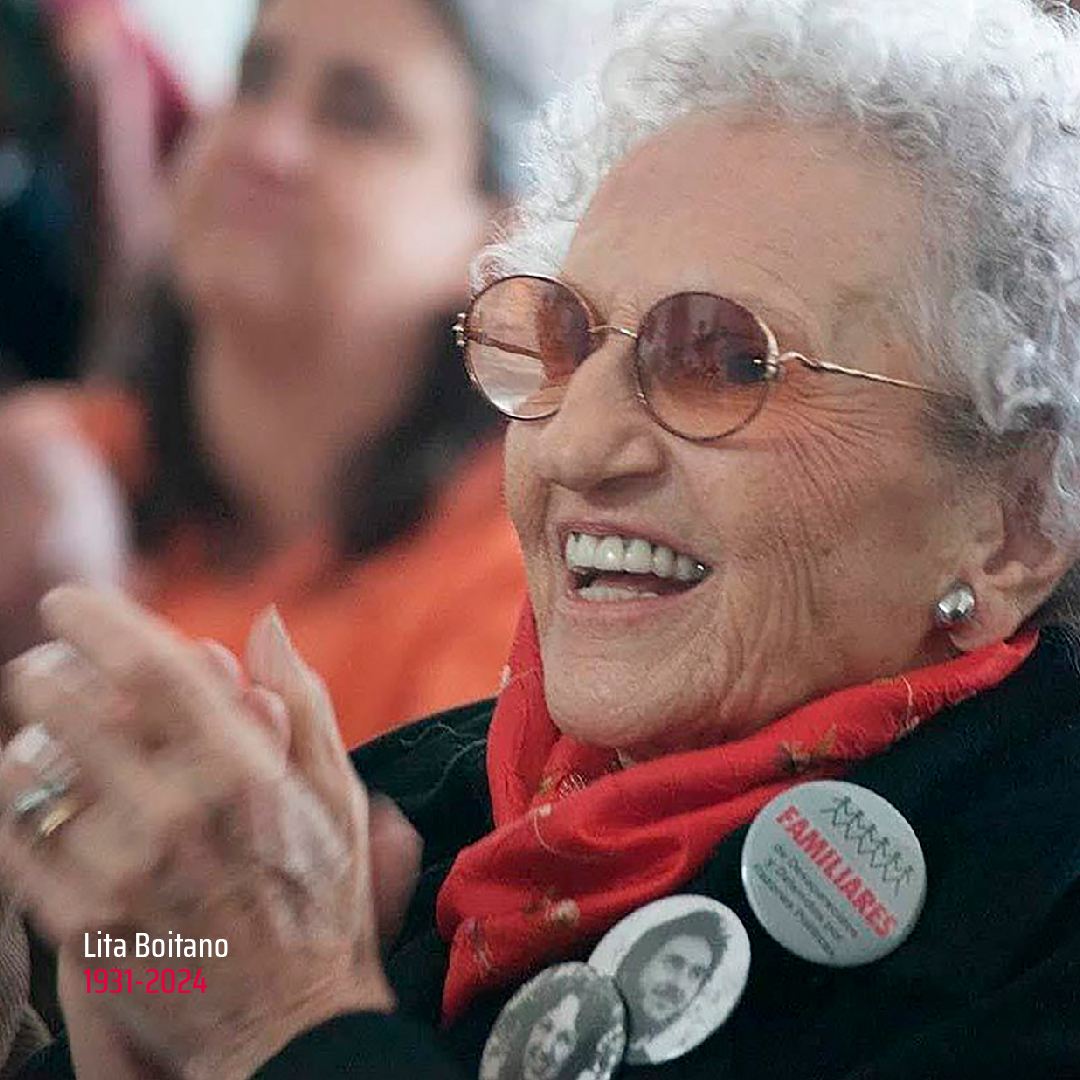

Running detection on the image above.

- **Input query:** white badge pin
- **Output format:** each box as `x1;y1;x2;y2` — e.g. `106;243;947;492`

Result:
479;962;626;1080
588;895;751;1066
741;780;927;967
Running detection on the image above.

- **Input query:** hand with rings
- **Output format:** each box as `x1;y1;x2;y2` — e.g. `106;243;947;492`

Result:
0;587;422;1080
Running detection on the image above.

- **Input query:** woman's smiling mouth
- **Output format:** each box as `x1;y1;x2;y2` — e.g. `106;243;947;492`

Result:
564;531;711;602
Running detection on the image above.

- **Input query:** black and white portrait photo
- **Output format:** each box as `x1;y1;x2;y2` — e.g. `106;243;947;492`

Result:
589;895;751;1065
479;963;626;1080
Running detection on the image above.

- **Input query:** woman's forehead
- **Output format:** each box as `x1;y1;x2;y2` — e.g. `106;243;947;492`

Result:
254;0;469;79
561;114;923;352
249;0;480;147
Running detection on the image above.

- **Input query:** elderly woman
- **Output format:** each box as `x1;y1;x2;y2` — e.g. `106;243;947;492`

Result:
2;0;1080;1076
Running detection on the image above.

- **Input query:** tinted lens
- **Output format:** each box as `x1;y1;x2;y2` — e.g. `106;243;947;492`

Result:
635;293;773;439
464;277;591;419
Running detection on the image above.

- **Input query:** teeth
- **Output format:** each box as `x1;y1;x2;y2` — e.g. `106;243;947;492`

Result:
565;531;708;582
595;536;625;571
576;532;597;566
652;546;675;579
625;538;653;573
579;584;662;603
675;554;698;582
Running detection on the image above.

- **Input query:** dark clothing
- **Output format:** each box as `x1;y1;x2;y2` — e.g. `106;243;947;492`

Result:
25;628;1080;1078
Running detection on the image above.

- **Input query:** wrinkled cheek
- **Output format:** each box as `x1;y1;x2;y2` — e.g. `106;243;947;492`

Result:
773;418;910;534
719;450;872;638
758;431;949;636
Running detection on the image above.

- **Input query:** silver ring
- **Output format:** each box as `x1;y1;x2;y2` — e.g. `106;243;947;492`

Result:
8;776;82;842
10;778;69;822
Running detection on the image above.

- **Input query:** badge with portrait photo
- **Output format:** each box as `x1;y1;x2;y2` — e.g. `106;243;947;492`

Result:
479;962;626;1080
588;895;751;1066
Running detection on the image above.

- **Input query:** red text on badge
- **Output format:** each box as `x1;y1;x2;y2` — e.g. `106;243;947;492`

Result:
774;804;898;938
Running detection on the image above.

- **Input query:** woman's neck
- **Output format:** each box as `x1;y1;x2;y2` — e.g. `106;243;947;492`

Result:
192;330;336;554
191;314;418;558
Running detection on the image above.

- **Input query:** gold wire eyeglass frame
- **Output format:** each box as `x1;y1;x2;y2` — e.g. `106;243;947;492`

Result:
454;274;956;443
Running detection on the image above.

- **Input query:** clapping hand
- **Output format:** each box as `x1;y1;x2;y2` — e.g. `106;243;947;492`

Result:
0;589;421;1080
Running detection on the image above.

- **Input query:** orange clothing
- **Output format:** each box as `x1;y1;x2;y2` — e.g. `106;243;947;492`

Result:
61;386;525;747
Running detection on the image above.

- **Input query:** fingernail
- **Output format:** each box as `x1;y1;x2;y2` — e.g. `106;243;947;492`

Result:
268;607;293;650
246;608;278;688
8;724;76;788
244;608;272;682
248;606;299;693
266;607;299;687
38;584;80;625
17;642;77;680
9;724;55;767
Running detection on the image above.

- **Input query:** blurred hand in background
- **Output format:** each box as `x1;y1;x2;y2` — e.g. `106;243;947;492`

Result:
0;397;128;667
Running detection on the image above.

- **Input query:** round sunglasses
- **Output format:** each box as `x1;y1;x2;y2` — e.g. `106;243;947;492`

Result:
454;275;952;442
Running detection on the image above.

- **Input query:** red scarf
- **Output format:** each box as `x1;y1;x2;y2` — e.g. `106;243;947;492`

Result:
436;605;1036;1023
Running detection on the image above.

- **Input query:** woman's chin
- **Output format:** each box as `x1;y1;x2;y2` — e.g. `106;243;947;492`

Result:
179;246;302;322
538;628;722;754
544;674;686;754
544;665;759;759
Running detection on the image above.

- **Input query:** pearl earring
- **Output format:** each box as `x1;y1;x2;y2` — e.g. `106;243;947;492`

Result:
934;583;976;628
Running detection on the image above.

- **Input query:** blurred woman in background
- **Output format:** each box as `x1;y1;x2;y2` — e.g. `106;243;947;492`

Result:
0;0;605;744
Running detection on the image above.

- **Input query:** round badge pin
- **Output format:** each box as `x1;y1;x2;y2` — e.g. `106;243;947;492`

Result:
741;780;927;967
588;895;751;1066
479;962;626;1080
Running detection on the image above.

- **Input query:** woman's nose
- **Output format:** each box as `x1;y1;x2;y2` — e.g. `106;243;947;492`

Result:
230;97;314;183
523;339;666;492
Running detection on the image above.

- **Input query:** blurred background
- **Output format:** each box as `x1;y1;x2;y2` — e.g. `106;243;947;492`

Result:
0;0;624;386
0;0;626;752
127;0;257;102
3;0;631;1031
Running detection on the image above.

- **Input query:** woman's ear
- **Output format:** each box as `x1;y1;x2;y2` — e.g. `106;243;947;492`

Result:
947;452;1080;651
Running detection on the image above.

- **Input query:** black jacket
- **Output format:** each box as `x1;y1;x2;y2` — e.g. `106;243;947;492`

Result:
27;628;1080;1078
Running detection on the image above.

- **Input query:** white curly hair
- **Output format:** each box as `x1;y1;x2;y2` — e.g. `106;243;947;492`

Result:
479;0;1080;619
